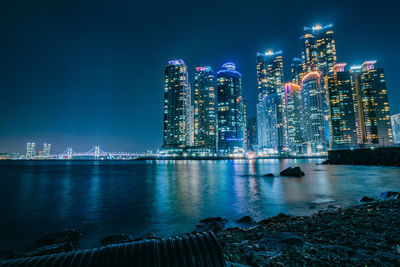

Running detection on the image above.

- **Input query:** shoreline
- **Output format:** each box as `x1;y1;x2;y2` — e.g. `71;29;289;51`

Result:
1;192;399;266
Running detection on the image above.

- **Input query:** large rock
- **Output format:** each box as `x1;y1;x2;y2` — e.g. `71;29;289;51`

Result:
25;242;74;257
36;229;82;247
101;234;133;245
360;196;374;202
195;217;227;233
280;167;304;177
236;216;256;226
263;173;274;177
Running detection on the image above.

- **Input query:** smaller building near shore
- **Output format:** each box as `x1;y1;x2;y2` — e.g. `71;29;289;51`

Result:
391;113;400;144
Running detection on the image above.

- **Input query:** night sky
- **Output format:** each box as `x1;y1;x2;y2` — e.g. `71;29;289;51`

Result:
1;0;399;153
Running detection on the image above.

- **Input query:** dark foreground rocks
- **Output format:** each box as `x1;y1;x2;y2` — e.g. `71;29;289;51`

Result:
280;166;304;177
195;217;227;233
35;229;82;247
217;198;400;266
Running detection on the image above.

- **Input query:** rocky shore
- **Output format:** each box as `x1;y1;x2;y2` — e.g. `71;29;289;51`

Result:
1;192;400;266
217;193;400;266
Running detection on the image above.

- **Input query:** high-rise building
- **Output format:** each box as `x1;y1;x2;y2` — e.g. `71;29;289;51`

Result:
26;142;36;159
256;50;287;153
247;117;257;151
301;71;328;154
290;58;304;85
285;83;304;154
391;113;400;144
257;94;279;153
326;63;357;149
42;143;51;157
301;24;336;76
350;61;393;146
193;66;216;149
217;62;245;153
163;59;191;148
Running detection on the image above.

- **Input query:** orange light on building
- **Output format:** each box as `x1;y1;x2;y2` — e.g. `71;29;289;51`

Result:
301;71;321;84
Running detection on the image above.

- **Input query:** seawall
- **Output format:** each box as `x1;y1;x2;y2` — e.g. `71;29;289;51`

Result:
327;147;400;166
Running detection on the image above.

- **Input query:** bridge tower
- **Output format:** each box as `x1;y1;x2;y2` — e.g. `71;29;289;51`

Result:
94;146;100;159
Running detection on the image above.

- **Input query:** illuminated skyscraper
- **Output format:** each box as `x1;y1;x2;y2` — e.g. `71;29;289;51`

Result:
391;113;400;144
257;94;279;153
326;63;357;148
285;83;304;154
247;117;257;151
26;142;36;159
256;50;287;153
163;59;191;148
351;61;393;146
217;63;245;153
301;24;336;76
301;71;328;154
42;143;51;157
193;66;216;149
290;58;304;85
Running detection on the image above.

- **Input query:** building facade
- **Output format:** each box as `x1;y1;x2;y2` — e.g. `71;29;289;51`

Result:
326;63;357;149
391;114;400;144
285;83;304;154
350;61;393;146
247;117;257;151
217;63;245;153
256;50;287;154
301;24;336;76
163;59;191;148
26;142;36;159
301;71;328;154
193;66;216;149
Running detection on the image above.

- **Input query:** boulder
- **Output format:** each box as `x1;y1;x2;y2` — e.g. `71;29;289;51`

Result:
280;167;304;177
236;216;255;225
36;229;82;247
101;234;133;245
195;217;227;233
360;196;375;202
380;191;400;199
263;173;274;177
25;242;73;257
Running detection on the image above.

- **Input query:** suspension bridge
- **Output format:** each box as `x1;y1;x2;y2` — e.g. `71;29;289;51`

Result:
58;146;147;160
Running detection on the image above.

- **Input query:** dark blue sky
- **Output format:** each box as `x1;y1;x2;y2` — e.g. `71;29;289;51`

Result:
1;0;399;153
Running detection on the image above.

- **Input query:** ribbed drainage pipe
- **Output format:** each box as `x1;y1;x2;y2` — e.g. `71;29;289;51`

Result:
0;231;225;267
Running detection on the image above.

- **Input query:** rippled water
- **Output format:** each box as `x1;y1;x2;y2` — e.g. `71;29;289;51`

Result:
1;159;399;250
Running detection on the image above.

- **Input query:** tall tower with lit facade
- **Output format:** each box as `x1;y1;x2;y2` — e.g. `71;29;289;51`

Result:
163;59;191;148
290;58;304;85
256;50;287;153
193;66;216;149
301;24;336;76
285;83;304;154
326;63;357;148
217;63;245;153
350;61;393;146
301;71;328;154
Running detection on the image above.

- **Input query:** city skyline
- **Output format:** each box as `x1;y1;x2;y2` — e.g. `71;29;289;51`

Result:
1;0;400;153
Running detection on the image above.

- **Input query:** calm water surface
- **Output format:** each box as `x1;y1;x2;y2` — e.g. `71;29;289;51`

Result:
1;159;400;250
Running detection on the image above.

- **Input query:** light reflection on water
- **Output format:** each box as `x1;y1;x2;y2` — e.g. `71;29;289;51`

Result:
0;159;399;250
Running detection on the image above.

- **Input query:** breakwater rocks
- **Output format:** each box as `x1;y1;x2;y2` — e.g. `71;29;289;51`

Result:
327;147;400;166
217;195;400;266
